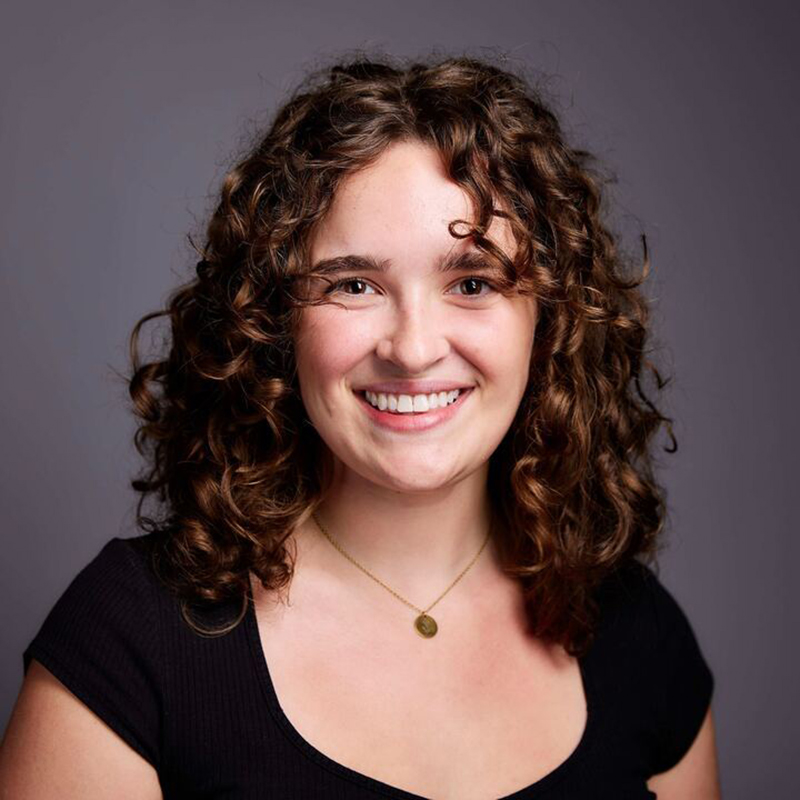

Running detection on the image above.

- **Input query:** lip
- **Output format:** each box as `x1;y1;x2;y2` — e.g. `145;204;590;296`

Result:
355;381;474;394
354;387;473;432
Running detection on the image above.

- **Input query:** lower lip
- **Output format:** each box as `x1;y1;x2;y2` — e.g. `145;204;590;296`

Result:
354;389;473;432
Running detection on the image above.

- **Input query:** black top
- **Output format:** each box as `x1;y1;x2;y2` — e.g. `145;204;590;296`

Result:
22;534;714;799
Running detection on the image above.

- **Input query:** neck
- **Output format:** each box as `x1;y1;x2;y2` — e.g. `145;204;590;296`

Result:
295;460;501;602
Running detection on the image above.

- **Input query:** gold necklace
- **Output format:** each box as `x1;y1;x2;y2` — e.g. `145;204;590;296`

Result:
310;510;492;639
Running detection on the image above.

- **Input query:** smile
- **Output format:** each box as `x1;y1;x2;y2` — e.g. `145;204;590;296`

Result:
364;389;462;414
354;388;473;432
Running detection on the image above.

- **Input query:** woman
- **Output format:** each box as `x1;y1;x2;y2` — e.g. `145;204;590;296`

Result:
0;54;720;798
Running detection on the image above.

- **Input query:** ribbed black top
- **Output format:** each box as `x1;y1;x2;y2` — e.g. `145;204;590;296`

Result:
22;534;714;798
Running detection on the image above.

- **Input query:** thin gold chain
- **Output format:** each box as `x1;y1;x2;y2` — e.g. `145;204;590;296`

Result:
310;510;492;616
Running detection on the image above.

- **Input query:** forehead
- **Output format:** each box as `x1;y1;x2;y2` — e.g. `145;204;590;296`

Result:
308;140;516;261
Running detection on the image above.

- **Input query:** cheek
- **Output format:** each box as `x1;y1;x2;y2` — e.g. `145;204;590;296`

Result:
294;310;373;386
463;306;535;390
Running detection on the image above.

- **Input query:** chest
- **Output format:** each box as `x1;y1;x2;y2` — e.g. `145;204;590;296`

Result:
252;580;588;800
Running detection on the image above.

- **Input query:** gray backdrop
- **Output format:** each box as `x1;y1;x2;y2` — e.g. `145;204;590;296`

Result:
1;0;797;796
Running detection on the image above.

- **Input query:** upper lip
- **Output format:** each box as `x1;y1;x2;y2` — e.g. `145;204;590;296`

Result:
355;381;473;394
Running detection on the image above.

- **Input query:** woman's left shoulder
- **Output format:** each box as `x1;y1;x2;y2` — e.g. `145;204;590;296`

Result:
593;559;701;649
592;558;716;777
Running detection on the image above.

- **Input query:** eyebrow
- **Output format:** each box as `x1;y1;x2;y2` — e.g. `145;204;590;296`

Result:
307;250;499;276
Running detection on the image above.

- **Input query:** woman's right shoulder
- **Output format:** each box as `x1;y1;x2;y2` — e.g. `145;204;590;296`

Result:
21;532;167;772
3;534;167;798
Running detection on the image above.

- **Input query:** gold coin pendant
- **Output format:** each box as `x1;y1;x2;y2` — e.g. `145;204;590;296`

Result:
414;613;438;638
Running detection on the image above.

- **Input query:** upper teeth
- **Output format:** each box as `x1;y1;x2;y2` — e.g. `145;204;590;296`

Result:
364;390;462;413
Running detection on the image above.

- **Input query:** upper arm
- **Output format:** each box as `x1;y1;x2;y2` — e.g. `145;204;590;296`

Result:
646;703;722;799
632;564;717;786
0;659;163;799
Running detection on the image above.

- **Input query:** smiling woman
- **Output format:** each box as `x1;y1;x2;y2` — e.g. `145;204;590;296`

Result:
1;52;720;799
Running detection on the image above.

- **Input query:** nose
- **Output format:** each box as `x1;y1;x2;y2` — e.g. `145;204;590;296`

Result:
375;298;450;372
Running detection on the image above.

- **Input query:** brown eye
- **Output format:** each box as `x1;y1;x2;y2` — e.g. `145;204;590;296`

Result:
451;277;496;297
325;278;375;296
344;279;367;295
462;278;482;295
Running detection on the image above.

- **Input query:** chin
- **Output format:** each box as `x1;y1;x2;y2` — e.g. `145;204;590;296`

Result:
368;465;463;494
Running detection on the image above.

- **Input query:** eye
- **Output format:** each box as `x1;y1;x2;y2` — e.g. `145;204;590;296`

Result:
449;277;497;297
325;278;376;296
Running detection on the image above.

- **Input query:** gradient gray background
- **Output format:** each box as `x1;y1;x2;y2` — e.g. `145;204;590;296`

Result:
1;0;797;796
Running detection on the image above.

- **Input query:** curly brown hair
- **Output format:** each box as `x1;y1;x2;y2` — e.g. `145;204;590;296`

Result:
127;51;676;657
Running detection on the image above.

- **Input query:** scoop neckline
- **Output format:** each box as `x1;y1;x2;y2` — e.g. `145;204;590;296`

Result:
244;588;600;799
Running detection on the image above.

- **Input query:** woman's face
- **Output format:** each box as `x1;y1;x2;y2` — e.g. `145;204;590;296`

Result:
294;139;537;494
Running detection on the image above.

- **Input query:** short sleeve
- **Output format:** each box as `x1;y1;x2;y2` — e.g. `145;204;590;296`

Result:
22;537;164;770
641;566;715;776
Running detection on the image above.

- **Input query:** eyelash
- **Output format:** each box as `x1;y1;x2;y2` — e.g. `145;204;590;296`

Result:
324;276;498;298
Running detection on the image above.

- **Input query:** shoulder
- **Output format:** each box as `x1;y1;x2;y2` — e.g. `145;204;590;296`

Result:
24;531;166;674
593;559;698;648
592;558;716;777
23;533;166;769
27;534;163;651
